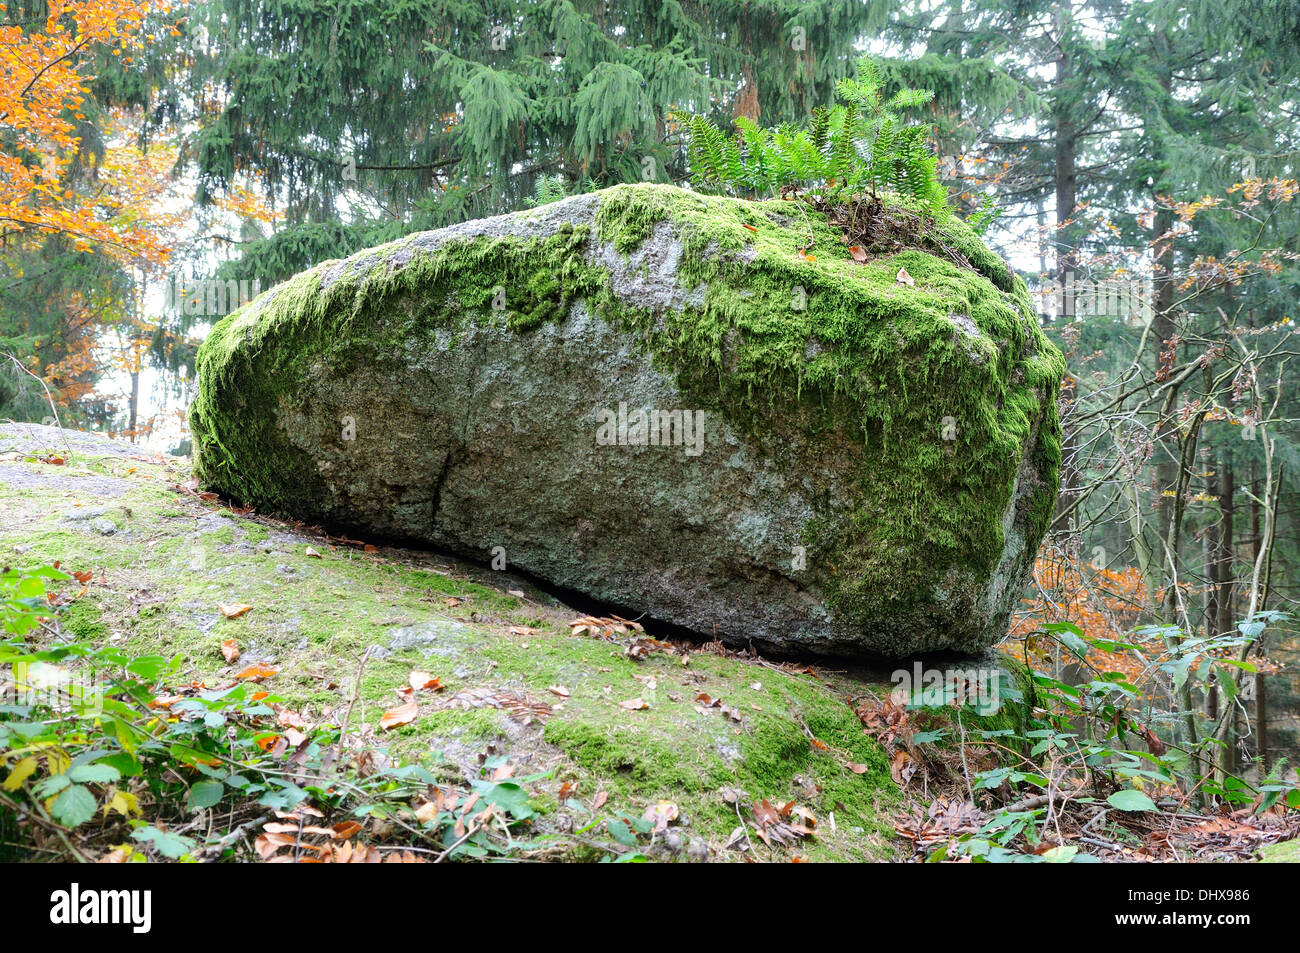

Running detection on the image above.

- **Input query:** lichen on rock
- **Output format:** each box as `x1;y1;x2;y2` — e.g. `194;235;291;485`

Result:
191;183;1064;658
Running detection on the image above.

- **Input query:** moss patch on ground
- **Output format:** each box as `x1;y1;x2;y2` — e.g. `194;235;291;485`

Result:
1;427;902;861
1259;838;1300;862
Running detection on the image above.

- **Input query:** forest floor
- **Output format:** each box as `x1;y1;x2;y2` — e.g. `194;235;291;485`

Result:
1;421;909;861
2;420;1296;863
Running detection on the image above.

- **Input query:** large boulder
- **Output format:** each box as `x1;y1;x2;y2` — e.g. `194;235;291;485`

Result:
191;184;1063;658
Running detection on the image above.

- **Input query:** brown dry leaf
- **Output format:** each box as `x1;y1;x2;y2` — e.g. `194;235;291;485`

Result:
198;491;220;501
98;847;132;863
254;831;297;859
276;707;308;729
235;664;277;681
446;687;554;725
304;546;322;559
846;762;871;775
72;570;93;585
619;697;649;711
382;850;427;863
408;670;443;693
363;544;378;554
221;639;240;663
380;700;419;730
218;603;253;619
592;790;609;810
848;245;868;262
548;684;570;698
810;737;829;751
1141;725;1167;756
742;223;757;231
332;821;363;840
508;625;537;636
890;749;915;786
569;615;643;639
643;800;680;833
896;266;915;286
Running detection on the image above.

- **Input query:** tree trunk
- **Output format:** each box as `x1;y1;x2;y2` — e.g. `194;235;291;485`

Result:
1050;4;1080;538
128;370;139;445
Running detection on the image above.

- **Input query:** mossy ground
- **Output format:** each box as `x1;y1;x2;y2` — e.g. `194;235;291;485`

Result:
1259;838;1300;862
191;184;1063;646
1;428;903;860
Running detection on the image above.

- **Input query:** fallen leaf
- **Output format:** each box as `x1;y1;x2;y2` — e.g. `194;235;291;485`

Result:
896;266;915;286
235;664;277;681
592;790;609;810
890;749;915;785
304;546;322;559
848;245;868;262
408;670;443;693
332;821;363;840
221;639;240;663
643;800;679;833
548;684;571;698
619;697;648;711
72;570;93;585
218;603;253;619
380;701;419;730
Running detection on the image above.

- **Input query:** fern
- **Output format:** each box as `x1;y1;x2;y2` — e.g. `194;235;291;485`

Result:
673;56;950;212
527;174;569;207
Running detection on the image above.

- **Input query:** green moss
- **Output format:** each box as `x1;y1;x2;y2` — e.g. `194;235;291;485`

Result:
61;601;107;640
237;520;270;545
1260;838;1300;863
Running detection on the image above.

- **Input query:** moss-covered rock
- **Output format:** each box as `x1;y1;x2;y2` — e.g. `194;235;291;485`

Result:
191;184;1063;658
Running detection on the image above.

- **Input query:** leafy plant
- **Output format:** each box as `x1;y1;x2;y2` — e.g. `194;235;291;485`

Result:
892;613;1299;863
0;565;647;862
671;56;949;211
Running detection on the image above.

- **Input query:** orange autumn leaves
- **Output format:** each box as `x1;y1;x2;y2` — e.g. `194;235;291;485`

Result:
379;670;445;730
1007;547;1228;688
1;0;173;259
